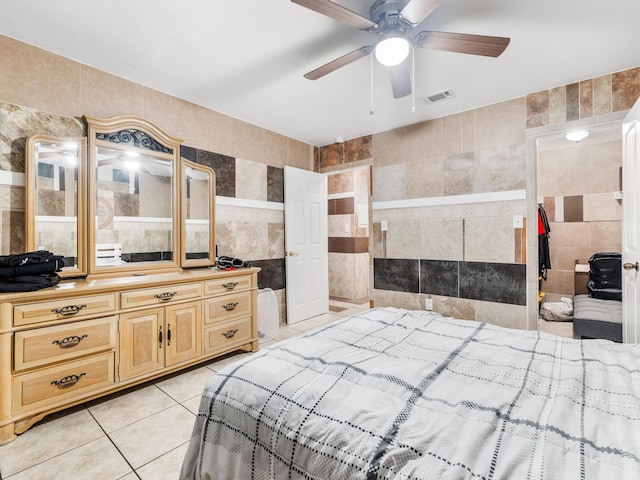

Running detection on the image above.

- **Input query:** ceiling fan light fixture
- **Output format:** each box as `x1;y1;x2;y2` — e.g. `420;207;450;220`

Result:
375;35;410;67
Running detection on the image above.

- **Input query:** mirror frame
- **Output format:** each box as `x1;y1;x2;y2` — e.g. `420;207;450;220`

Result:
85;115;183;276
25;135;88;278
180;158;216;268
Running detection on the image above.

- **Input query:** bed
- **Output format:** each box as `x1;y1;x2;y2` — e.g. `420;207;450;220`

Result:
180;307;640;479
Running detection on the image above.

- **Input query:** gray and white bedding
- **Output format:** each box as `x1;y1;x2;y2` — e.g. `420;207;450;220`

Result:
180;307;640;479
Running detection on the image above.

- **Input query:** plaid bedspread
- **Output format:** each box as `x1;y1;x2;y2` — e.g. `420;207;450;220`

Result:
180;307;640;479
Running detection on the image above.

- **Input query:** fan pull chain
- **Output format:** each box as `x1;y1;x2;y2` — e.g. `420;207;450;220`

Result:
411;47;416;113
370;53;374;115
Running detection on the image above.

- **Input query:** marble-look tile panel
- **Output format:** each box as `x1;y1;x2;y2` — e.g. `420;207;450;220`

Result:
385;219;421;259
319;143;343;168
526;90;549;129
252;258;286;290
420;218;463;261
373;258;419;293
459;261;526;306
80;65;145;119
565;83;580;121
267;166;284;203
405;155;444;199
372;128;404;166
464;216;515;264
372;163;405;202
236;158;267;201
0;36;82;119
475;97;526;150
549;86;566;125
474;301;528;330
579;79;593;119
345;135;372;163
420;259;458;297
0;102;83;172
612;67;640;112
593;75;612;115
403;119;442;161
197;150;235;197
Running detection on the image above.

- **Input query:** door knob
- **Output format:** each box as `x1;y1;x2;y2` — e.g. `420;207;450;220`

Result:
623;262;639;271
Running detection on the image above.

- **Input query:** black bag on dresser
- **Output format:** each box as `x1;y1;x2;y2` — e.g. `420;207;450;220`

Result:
0;250;65;292
587;252;622;301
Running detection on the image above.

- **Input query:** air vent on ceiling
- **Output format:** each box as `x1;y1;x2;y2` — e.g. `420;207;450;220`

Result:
420;89;456;104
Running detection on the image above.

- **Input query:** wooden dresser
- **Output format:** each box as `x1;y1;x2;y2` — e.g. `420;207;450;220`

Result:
0;267;260;445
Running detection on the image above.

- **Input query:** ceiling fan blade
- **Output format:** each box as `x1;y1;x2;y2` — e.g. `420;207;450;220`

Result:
389;63;412;99
400;0;444;26
304;46;373;80
414;31;510;57
291;0;376;30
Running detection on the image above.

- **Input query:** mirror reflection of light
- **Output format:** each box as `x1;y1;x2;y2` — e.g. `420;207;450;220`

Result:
124;159;140;170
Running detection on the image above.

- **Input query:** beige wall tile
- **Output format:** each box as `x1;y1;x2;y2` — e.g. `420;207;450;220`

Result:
464;216;514;263
372;128;403;166
80;66;144;119
476;97;526;150
235;158;267;201
420;218;463;261
405;156;444;199
373;163;405;201
403;119;442;161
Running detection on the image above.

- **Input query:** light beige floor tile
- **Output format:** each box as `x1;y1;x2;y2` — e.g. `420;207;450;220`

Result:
206;351;252;373
181;395;203;415
154;366;215;403
0;408;103;476
5;436;132;480
87;385;177;433
136;441;190;480
109;404;195;469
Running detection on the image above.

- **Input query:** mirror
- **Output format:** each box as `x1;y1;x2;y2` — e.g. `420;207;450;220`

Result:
26;135;87;277
181;159;216;267
86;115;182;275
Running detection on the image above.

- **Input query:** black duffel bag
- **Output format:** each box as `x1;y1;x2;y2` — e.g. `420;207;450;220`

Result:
0;250;65;293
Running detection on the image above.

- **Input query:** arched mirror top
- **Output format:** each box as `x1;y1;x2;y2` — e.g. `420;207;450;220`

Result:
25;134;87;277
86;115;184;276
180;158;216;268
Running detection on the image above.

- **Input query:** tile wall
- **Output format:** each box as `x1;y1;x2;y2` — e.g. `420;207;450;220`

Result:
0;35;312;325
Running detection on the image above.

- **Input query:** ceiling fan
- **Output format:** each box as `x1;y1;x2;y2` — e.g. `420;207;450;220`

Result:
292;0;510;98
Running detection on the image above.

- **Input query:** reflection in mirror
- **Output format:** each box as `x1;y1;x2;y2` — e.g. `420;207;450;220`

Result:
86;115;182;275
181;159;215;267
26;135;86;277
94;144;174;266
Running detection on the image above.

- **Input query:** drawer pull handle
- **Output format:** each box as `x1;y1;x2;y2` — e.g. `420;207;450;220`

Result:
51;373;86;389
222;302;239;311
52;335;88;349
222;282;238;290
51;304;87;316
154;291;177;302
222;329;238;339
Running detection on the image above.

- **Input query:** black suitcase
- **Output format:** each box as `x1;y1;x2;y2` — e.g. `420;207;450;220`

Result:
587;252;622;301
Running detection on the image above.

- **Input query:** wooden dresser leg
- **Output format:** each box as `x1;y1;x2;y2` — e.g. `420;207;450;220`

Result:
0;423;16;445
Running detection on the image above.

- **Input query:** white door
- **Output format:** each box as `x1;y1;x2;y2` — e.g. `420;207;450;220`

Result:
622;98;640;343
284;166;329;324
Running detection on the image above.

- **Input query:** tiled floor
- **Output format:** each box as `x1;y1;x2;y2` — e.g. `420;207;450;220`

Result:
0;299;369;480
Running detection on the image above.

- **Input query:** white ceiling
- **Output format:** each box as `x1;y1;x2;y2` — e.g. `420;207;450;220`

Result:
1;0;640;147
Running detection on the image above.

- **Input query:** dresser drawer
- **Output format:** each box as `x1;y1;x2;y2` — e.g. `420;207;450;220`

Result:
204;275;252;296
14;317;117;372
204;317;252;354
13;294;116;327
120;282;202;309
12;352;115;414
203;291;252;325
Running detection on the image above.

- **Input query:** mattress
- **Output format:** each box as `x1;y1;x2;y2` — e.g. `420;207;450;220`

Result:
180;307;640;479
